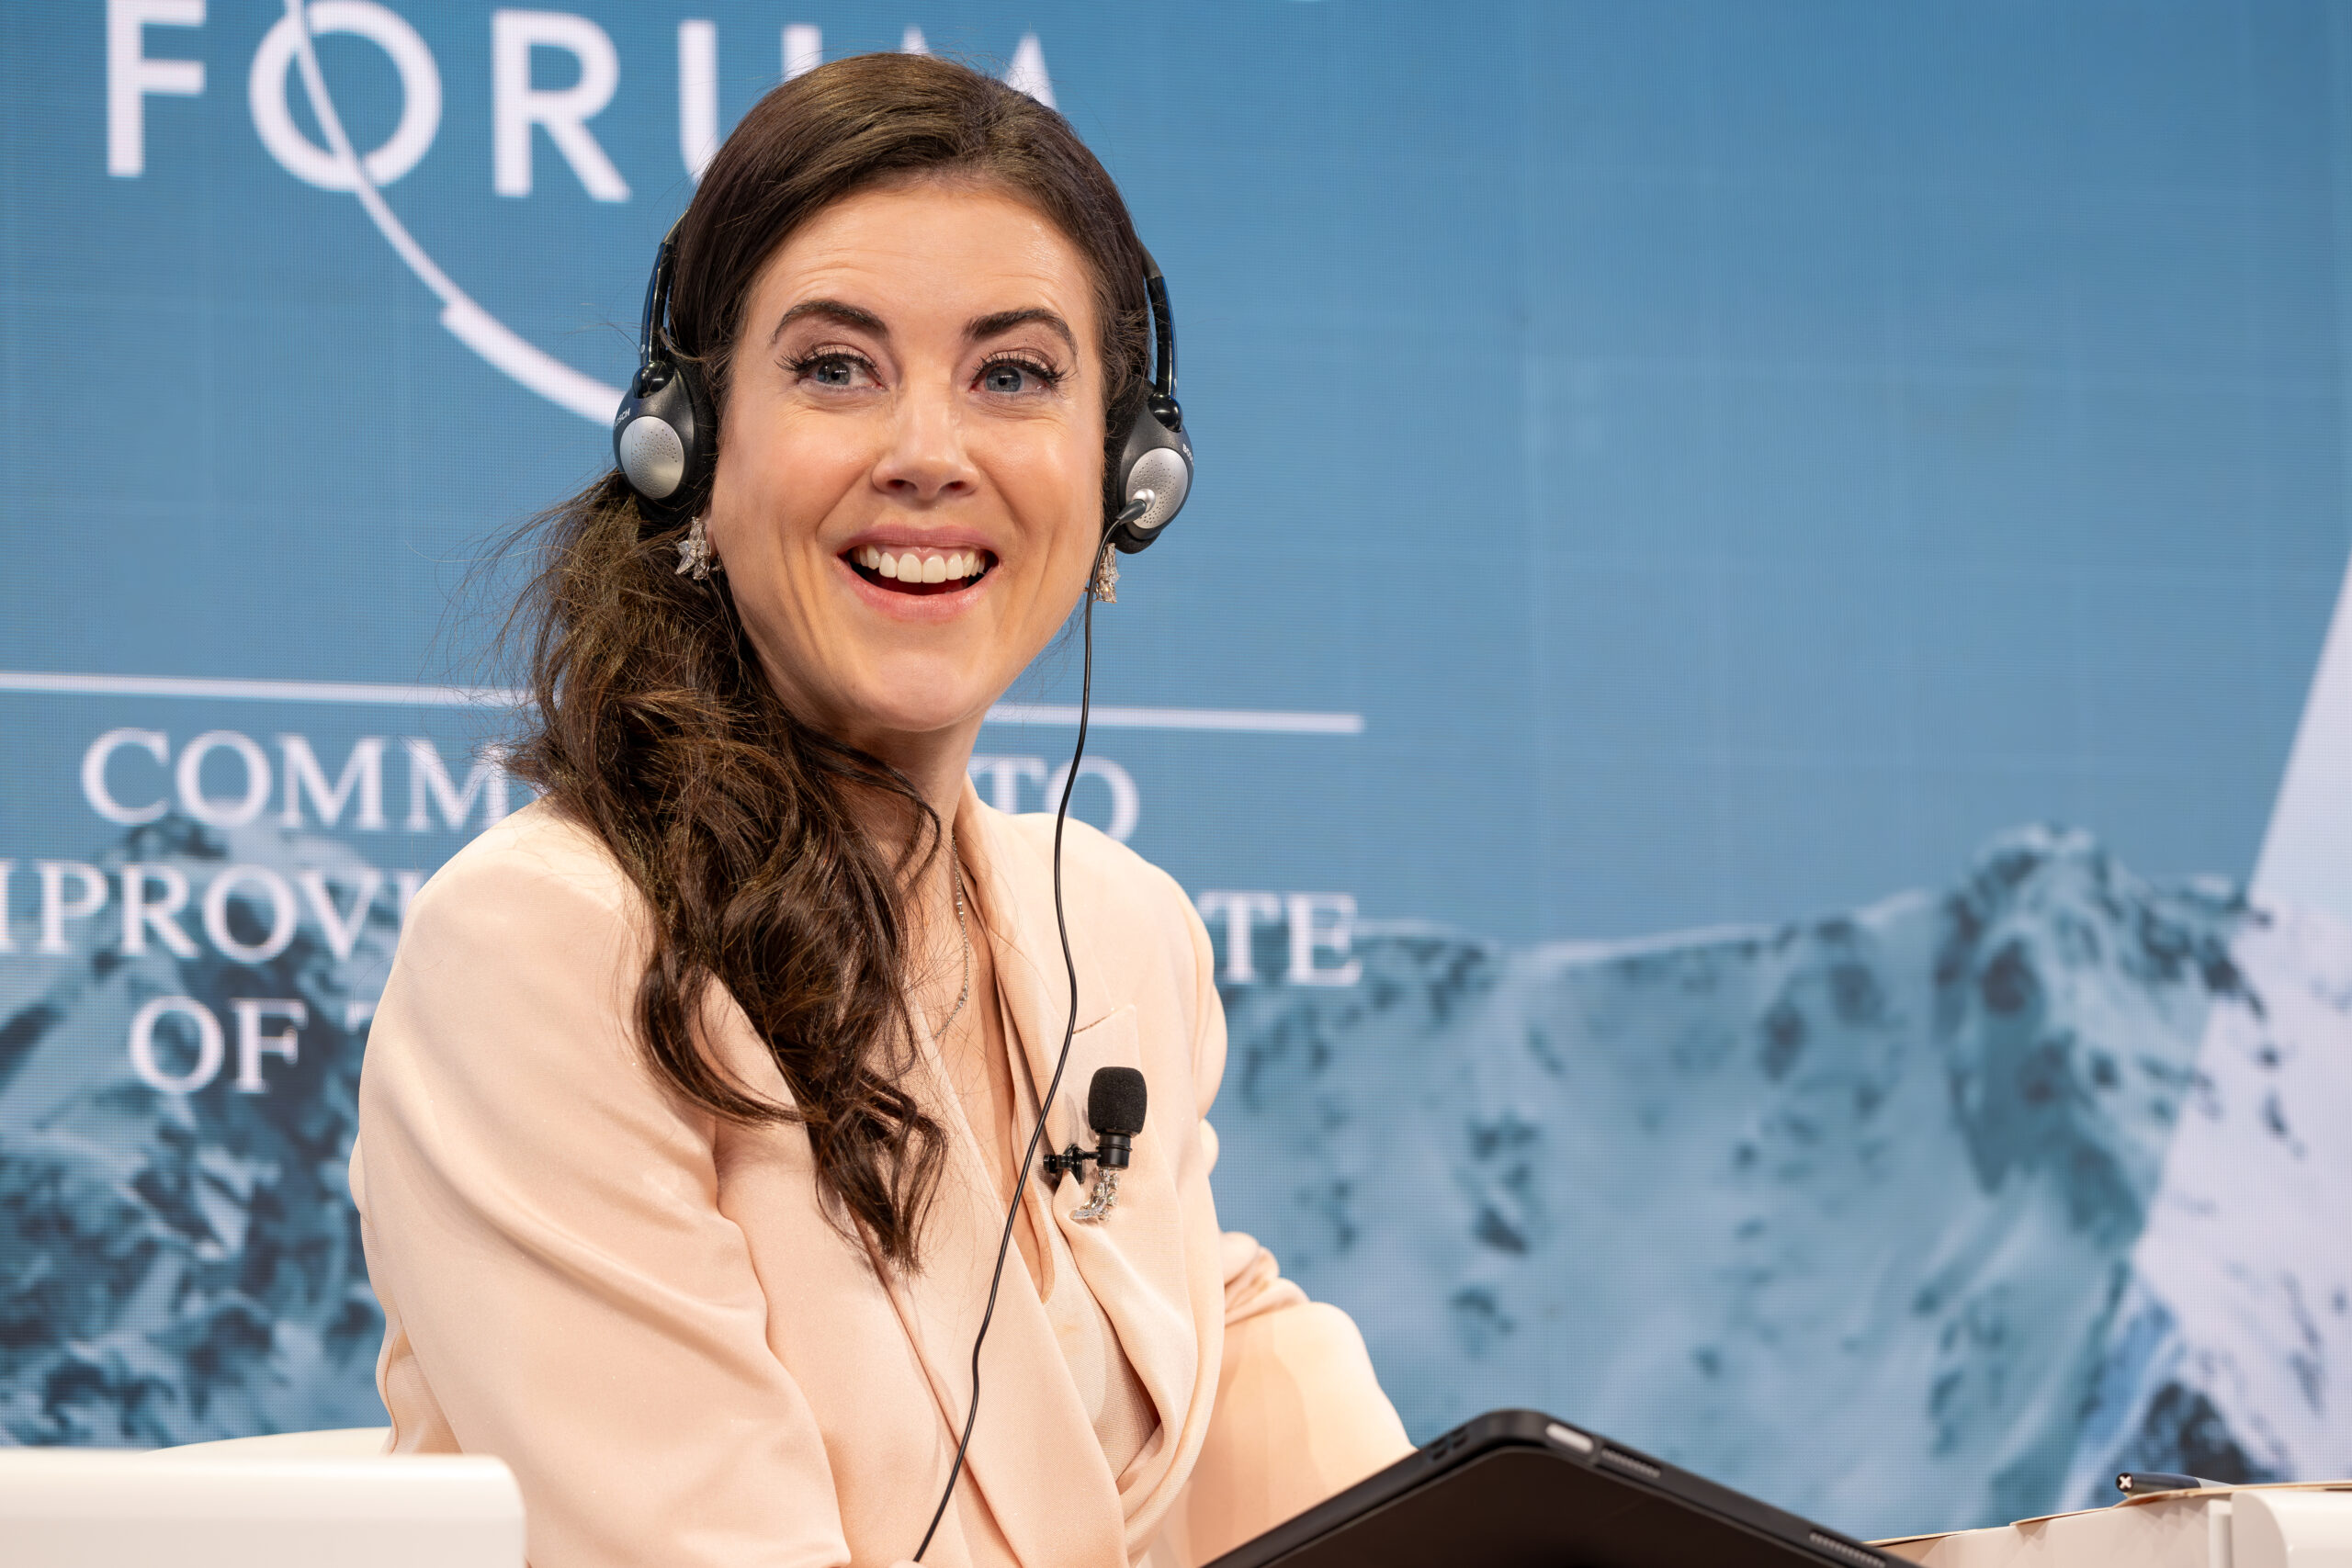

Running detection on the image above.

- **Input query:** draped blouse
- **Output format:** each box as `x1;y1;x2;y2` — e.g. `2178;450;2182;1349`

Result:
351;783;1413;1568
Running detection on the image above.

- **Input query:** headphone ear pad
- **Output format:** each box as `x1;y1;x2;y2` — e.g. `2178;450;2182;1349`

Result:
1111;396;1193;553
613;357;715;529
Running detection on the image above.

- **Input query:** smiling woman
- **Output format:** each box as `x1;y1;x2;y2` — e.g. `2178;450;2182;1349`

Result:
346;51;1409;1568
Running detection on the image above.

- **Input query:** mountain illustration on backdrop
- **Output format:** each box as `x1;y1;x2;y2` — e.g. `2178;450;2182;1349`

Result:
1209;826;2352;1540
0;817;395;1445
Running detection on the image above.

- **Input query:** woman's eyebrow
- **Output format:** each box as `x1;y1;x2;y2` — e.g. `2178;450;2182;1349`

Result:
769;299;888;346
967;308;1076;355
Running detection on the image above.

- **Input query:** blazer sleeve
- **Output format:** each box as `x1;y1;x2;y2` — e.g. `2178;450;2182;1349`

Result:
352;832;892;1568
1172;892;1415;1565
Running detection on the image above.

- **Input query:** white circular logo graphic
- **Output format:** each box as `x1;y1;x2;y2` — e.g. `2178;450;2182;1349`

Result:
271;3;1053;425
273;0;619;422
252;2;442;189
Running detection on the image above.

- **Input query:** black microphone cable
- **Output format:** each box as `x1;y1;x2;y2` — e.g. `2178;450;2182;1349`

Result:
913;514;1139;1562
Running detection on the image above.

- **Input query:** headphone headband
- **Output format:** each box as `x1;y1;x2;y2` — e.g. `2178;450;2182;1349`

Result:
1141;248;1176;400
637;231;677;378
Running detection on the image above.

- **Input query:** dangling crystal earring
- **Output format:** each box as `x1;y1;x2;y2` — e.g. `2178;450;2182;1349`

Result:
1090;548;1119;604
674;513;715;582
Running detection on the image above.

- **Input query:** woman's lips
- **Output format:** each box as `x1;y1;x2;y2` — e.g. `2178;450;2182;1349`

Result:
843;544;993;598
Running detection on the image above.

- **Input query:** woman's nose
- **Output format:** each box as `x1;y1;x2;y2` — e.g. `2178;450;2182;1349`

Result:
872;383;978;503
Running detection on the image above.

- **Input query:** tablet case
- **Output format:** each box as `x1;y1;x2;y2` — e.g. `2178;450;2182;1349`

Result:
1202;1409;1891;1568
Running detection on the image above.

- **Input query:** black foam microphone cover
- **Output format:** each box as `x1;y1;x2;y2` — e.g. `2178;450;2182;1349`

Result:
1087;1066;1148;1137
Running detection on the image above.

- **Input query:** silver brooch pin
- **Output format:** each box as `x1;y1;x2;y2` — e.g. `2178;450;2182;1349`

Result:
1069;1168;1121;1224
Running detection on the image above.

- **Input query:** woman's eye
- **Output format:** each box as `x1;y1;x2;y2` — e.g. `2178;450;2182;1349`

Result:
791;352;872;389
978;358;1058;396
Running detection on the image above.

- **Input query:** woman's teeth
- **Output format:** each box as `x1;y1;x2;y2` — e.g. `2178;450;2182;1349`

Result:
857;546;985;584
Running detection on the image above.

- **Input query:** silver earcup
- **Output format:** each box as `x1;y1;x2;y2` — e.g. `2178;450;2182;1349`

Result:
611;356;711;526
617;415;686;500
1124;447;1191;535
1112;396;1193;553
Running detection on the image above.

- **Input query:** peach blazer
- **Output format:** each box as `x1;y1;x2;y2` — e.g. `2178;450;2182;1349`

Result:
350;783;1411;1568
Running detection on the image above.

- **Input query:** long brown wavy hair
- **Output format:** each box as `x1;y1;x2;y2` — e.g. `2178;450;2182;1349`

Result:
503;53;1154;1266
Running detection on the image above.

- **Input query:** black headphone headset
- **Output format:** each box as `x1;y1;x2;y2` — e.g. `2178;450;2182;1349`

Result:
612;226;1193;553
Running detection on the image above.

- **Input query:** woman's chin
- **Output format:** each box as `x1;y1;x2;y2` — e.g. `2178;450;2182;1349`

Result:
821;674;1003;745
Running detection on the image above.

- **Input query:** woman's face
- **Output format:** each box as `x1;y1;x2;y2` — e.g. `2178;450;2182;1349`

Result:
707;178;1107;754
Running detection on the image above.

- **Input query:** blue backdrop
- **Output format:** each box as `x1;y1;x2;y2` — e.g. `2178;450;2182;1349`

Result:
6;0;2352;1542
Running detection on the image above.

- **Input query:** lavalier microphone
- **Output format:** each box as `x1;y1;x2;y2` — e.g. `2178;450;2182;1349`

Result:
1043;1066;1148;1221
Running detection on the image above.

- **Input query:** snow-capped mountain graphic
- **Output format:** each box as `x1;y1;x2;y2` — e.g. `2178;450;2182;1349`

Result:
1207;826;2349;1540
2064;894;2352;1508
0;817;396;1445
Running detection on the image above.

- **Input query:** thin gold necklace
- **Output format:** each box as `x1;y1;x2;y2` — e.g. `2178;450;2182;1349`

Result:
933;824;972;1040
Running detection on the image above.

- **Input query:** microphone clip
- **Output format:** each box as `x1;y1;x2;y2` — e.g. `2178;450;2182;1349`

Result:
1042;1130;1131;1183
1043;1134;1133;1223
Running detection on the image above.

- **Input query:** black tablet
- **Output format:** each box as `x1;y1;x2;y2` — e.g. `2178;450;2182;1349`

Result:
1201;1409;1892;1568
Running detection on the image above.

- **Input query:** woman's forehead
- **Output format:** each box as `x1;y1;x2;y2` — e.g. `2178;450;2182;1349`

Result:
748;181;1097;344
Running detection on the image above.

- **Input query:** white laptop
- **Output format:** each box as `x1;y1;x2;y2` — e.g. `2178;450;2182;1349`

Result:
0;1446;524;1568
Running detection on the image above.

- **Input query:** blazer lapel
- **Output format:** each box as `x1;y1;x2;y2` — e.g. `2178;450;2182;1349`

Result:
874;785;1125;1568
958;789;1204;1548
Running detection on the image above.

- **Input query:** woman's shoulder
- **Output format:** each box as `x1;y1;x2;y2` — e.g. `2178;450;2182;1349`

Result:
987;807;1212;1014
371;796;662;1104
993;807;1194;932
388;797;655;1006
404;795;639;932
